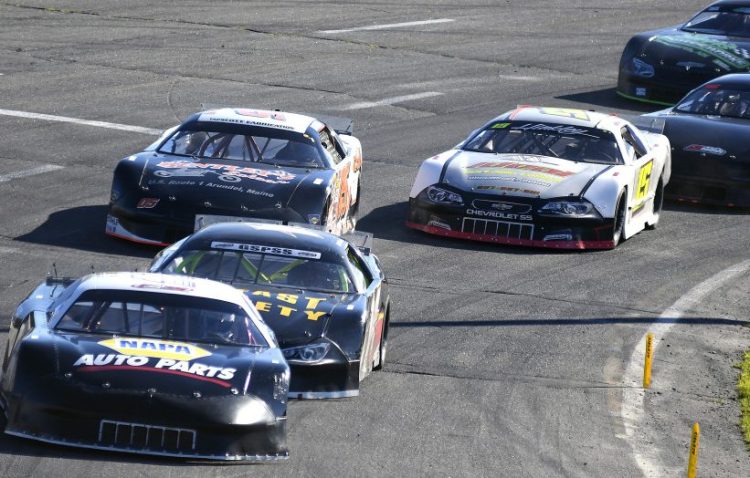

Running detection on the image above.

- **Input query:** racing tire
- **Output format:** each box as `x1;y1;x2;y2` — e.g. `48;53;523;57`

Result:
373;309;389;371
612;192;627;247
645;179;664;231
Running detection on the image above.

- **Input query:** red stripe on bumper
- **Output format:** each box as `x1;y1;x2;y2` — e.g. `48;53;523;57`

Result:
105;230;171;247
405;221;615;250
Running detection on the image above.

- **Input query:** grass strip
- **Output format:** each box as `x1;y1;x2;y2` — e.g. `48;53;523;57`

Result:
739;349;750;450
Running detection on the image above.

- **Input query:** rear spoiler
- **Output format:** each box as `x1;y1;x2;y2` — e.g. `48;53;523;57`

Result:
194;214;372;254
199;104;353;135
620;114;666;135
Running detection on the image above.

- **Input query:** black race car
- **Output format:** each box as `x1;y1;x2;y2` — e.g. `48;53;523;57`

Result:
0;272;290;461
618;1;750;105
149;221;390;399
107;107;362;246
645;73;750;207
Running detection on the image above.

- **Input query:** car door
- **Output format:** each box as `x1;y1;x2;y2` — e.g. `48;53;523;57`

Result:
621;125;657;215
319;126;360;222
345;246;384;381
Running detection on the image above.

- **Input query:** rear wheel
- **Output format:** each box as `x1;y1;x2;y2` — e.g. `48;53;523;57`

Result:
645;179;663;230
373;309;389;371
612;192;627;247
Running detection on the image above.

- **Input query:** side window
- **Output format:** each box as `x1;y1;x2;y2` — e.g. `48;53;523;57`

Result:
346;247;372;291
621;126;647;159
318;128;343;164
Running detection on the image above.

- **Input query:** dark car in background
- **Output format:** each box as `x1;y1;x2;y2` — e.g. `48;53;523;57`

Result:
645;73;750;206
618;1;750;105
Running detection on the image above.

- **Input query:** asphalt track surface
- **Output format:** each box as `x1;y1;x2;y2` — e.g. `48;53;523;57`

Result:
0;1;749;476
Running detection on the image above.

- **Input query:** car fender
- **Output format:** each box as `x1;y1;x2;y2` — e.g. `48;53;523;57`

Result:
285;171;333;220
409;150;458;198
582;173;626;219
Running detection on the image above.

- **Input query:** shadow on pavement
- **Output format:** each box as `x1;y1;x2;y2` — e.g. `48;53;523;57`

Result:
14;205;156;259
390;316;748;328
556;87;663;114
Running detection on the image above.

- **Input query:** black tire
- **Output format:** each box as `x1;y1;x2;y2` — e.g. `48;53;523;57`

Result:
373;309;389;371
612;192;627;247
645;179;663;231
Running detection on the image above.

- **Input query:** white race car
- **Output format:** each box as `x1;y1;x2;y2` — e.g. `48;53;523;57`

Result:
407;106;671;249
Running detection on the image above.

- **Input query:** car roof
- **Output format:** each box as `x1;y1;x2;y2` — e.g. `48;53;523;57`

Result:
75;272;247;304
180;222;349;260
183;107;318;134
709;1;750;9
704;73;750;89
493;106;629;134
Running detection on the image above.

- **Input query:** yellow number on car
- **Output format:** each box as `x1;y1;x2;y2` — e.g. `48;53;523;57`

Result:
636;161;653;201
538;107;590;121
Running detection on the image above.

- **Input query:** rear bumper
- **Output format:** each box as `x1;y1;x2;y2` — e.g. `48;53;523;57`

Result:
287;360;360;399
106;204;306;246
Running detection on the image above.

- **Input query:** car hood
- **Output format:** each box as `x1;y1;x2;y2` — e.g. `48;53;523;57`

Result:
141;154;313;210
244;285;357;347
661;113;750;161
442;151;611;199
639;30;750;72
57;333;261;396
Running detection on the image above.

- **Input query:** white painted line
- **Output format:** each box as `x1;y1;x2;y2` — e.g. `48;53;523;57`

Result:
619;259;750;477
0;164;64;183
318;18;454;35
0;109;161;135
341;92;443;111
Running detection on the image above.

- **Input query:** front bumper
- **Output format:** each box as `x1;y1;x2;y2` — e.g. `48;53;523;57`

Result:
287;360;360;399
666;175;750;208
617;69;714;106
407;197;616;250
2;386;288;460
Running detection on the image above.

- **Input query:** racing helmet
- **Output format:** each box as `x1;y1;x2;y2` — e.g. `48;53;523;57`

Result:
285;261;341;291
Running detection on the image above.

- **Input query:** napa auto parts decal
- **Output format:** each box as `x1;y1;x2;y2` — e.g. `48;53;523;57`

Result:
72;338;236;386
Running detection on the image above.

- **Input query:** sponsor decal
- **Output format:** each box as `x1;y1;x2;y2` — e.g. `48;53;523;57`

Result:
514;123;589;135
233;109;287;121
652;35;750;70
632;58;655;78
136;197;160;209
543;233;573;241
636;87;647;97
466;209;532;221
471;199;532;213
211;241;322;259
427;218;451;230
156;161;295;185
250;290;329;322
683;144;727;156
72;353;236;383
467;161;575;178
538;107;590;121
475;185;541;195
98;338;211;361
676;61;706;70
491;122;511;129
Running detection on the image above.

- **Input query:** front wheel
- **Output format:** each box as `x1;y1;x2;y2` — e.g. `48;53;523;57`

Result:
612;192;627;247
645;179;663;231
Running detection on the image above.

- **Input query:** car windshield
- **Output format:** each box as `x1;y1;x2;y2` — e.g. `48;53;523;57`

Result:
158;126;325;168
674;85;750;119
55;289;265;346
682;8;750;37
462;121;623;165
161;247;355;294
